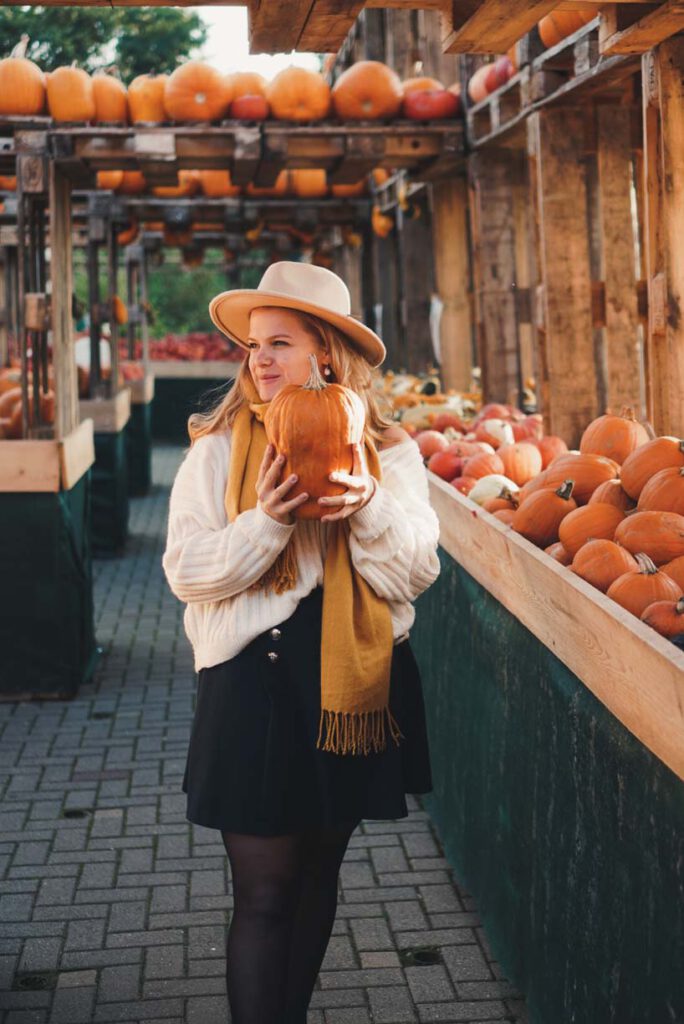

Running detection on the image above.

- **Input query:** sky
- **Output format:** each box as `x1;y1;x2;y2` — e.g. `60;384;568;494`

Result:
189;6;321;78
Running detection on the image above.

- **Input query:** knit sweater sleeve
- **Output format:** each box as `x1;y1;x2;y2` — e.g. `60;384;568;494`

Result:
347;440;441;602
162;432;295;604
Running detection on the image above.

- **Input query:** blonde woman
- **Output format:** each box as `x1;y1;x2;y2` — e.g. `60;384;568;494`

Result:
162;261;440;1024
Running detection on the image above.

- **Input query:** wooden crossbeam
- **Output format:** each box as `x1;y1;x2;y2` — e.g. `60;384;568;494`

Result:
442;0;563;54
600;1;684;54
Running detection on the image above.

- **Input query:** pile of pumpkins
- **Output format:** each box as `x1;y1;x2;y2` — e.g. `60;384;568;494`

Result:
0;366;55;438
416;404;684;645
0;55;462;126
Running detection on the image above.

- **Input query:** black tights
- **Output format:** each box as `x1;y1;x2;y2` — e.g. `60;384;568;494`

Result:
221;819;360;1024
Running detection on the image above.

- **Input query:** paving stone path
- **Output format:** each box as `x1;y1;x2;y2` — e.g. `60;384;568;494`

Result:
0;445;528;1024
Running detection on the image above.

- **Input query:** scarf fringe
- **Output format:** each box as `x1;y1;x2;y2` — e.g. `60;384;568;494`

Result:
316;706;405;756
250;541;298;595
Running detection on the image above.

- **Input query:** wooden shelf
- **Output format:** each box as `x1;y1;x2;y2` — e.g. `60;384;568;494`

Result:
429;471;684;781
128;374;155;404
79;387;131;433
150;360;238;379
0;418;94;493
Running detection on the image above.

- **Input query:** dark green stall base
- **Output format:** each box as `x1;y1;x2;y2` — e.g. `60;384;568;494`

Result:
152;377;232;444
412;549;684;1024
126;401;153;496
0;474;98;700
92;429;129;557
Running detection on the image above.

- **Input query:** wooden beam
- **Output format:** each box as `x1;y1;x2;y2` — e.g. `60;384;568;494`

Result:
49;163;78;440
431;176;473;391
442;0;562;55
596;105;643;414
299;2;366;52
600;1;684;55
528;109;598;445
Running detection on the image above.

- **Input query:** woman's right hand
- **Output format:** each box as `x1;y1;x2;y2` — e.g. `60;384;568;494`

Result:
256;445;309;526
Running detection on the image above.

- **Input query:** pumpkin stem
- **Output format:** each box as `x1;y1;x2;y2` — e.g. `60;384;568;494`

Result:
500;486;519;508
304;353;327;391
620;406;637;421
634;552;658;574
677;598;684;615
556;479;575;501
11;34;30;59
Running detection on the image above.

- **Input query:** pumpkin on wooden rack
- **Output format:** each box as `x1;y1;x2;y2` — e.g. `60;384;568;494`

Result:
128;74;168;124
92;72;128;124
0;46;45;117
536;434;568;469
117;171;146;195
153;170;201;199
579;406;649;465
496;441;542;486
112;294;128;325
588;478;635;512
606;553;683;618
620;436;684;499
47;66;96;123
538;10;595;48
641;596;684;638
545;542;572;565
225;70;268;99
614;510;684;565
662;555;684;591
467;65;490;104
264;354;366;520
637;467;684;514
290;169;328;198
331;61;403;121
330;177;367;198
199;169;242;198
164;61;233;122
558;502;625;558
462;451;505;480
511;478;577;548
246;170;290;198
0;176;17;191
97;170;124;191
267;66;331;122
542;452;619;504
570;539;638;593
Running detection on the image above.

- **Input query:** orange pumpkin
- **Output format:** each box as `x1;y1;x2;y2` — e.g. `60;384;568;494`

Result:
117;171;146;196
570;539;638;593
545;542;572;565
92;72;128;123
224;70;268;100
621;436;684;499
268;67;331;122
579;406;649;465
330;177;367;198
512;478;577;547
164;61;232;122
496;442;543;486
641;596;684;637
112;294;128;325
589;479;635;512
0;176;17;191
117;219;139;246
493;509;516;526
614;511;684;565
558;503;625;558
402;75;443;95
462;451;505;480
518;470;550;505
538;11;595;48
0;387;21;418
467;65;491;104
637;466;684;514
246;170;289;198
153;170;200;199
607;553;683;618
331;61;403;121
263;354;366;520
0;56;45;117
199;169;241;198
451;475;477;496
97;170;123;191
128;74;168;124
290;169;328;198
542;453;619;504
662;555;684;592
536;434;568;468
47;66;96;122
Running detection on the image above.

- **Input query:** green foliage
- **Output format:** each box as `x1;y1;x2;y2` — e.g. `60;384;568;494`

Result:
147;256;228;335
0;7;206;78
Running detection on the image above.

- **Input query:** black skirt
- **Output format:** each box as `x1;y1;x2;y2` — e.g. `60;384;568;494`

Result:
182;586;433;836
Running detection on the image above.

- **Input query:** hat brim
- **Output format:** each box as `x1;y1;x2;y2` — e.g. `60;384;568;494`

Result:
208;288;386;368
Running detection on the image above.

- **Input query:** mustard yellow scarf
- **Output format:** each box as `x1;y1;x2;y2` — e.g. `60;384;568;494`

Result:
225;371;403;757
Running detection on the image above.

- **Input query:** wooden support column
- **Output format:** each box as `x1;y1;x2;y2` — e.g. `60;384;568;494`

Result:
528;109;598;446
596;105;643;414
107;220;120;396
139;245;151;372
49;163;78;439
512;173;536;408
0;248;7;366
431;176;473;391
469;150;522;406
642;39;684;437
398;200;438;374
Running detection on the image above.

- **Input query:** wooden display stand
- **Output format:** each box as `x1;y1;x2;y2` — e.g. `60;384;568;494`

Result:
79;387;131;556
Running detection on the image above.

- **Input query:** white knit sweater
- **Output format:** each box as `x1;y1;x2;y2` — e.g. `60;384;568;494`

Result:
162;431;441;671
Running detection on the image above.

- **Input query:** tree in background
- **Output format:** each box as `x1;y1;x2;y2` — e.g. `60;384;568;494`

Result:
0;7;206;78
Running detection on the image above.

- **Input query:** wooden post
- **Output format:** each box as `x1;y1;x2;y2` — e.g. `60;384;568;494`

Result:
468;150;522;406
107;219;120;397
512;174;536;409
87;238;102;396
49;163;78;440
528;109;599;445
431;176;473;391
596;105;643;414
0;248;7;366
642;39;684;437
398;199;438;374
139;244;150;372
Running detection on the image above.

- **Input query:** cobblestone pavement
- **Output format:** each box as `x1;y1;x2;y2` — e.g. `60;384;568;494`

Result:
0;445;528;1024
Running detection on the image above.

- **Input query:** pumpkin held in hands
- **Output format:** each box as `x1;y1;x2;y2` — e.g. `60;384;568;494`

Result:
264;355;366;520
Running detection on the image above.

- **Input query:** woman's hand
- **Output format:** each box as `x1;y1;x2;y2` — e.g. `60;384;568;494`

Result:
319;442;377;523
257;445;309;526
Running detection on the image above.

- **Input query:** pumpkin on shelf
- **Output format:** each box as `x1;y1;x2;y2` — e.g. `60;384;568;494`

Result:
536;434;568;468
164;61;232;122
153;170;201;199
545;542;572;565
558;502;625;558
474;418;514;449
620;436;684;499
0;50;45;117
117;219;139;246
117;170;146;195
92;71;128;123
451;476;477;496
496;441;542;486
469;475;519;507
47;66;96;122
579;406;649;465
331;61;403;121
246;170;289;198
570;539;638;593
0;175;17;190
199;169;241;198
641;597;684;638
97;170;123;191
268;66;331;122
427;449;463;481
462;451;505;480
290;169;328;198
263;354;366;520
416;429;448;459
637;467;684;514
588;478;635;512
607;553;683;618
511;478;577;548
128;74;168;124
662;555;684;591
493;508;516;526
482;488;519;514
330;177;367;198
112;294;128;325
225;70;268;100
542;452;619;504
614;511;684;565
467;65;490;104
538;10;595;48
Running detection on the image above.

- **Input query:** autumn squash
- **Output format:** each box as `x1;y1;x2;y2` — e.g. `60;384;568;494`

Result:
268;66;331;122
512;478;577;547
614;510;684;565
112;294;128;326
199;169;241;198
47;66;96;122
641;597;684;637
538;11;594;48
474;418;514;449
517;471;550;505
224;70;268;100
416;430;448;459
0;387;21;418
230;94;269;120
330;177;367;198
153;170;200;199
620;436;684;499
331;61;403;121
493;509;516;526
496;442;543;486
637;466;684;514
661;555;684;591
467;65;490;104
263;354;366;520
542;452;619;504
0;176;17;191
462;451;505;480
97;170;123;191
536;434;568;469
545;542;572;565
402;76;444;95
164;61;232;122
588;479;635;512
607;553;683;618
483;489;519;514
290;169;328;198
427;449;463;481
570;539;638;593
558;502;625;558
128;74;168;124
117;219;139;246
0;53;45;117
246;170;289;198
117;171;146;196
579;406;649;465
92;72;128;123
451;476;477;496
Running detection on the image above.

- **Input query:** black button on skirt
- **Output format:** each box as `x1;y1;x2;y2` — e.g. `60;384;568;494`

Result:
182;586;433;836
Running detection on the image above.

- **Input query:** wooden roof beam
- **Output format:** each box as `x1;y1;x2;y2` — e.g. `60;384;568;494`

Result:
600;2;684;55
442;0;572;54
248;0;364;54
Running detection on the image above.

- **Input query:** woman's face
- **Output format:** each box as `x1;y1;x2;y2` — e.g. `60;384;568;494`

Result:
247;307;326;402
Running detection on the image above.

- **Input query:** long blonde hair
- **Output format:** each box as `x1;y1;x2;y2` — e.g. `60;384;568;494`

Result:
188;308;393;445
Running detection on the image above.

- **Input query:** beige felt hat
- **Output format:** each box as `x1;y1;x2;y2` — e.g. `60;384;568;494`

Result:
208;261;386;367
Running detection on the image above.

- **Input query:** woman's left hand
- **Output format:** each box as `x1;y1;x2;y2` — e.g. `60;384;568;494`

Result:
319;442;377;523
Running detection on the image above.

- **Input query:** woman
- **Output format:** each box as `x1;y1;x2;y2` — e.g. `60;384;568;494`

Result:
162;261;440;1024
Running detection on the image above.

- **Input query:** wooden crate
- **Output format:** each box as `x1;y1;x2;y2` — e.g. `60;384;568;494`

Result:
0;419;94;493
